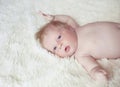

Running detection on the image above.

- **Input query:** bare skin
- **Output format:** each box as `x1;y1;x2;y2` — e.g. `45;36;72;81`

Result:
38;11;120;81
75;22;120;81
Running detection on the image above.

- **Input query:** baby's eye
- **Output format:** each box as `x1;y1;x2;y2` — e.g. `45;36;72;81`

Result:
53;46;57;50
57;35;61;39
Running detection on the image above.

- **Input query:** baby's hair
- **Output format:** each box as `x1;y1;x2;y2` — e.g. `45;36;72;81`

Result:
35;21;68;47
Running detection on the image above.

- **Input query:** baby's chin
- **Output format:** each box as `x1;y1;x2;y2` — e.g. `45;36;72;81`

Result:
58;52;75;58
56;46;77;58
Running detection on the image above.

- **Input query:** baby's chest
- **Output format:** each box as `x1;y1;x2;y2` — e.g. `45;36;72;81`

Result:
77;30;120;58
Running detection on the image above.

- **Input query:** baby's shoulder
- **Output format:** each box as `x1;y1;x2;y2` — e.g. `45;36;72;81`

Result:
79;21;119;31
84;21;119;27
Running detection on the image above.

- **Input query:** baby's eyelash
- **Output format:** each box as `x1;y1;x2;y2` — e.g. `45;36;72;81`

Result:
53;35;61;51
57;35;61;39
53;46;57;50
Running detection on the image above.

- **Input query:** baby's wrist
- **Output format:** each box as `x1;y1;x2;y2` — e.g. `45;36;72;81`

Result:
89;66;108;80
90;66;102;75
51;15;55;21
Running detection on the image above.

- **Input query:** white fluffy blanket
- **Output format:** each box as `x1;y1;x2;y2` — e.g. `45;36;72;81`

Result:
0;0;120;87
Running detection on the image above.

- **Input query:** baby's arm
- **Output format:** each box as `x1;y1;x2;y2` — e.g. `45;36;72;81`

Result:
53;15;79;29
76;55;108;81
39;11;79;29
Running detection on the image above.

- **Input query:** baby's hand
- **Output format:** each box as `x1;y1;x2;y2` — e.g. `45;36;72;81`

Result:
90;66;108;81
38;11;54;21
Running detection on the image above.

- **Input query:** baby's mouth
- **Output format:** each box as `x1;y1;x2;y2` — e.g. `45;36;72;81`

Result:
65;46;70;52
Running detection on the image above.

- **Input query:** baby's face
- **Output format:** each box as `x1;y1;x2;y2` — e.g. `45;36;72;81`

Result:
43;25;78;57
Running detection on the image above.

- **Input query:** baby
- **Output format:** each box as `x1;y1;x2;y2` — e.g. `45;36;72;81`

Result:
36;12;120;81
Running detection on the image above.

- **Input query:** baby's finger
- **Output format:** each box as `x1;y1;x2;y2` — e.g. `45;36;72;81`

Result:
38;11;46;16
38;11;54;21
46;15;54;21
98;69;107;75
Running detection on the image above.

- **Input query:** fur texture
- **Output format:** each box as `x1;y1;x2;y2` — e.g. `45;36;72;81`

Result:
0;0;120;87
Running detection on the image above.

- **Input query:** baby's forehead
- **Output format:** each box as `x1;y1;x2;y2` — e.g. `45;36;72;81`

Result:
42;34;56;52
45;25;61;34
43;27;61;48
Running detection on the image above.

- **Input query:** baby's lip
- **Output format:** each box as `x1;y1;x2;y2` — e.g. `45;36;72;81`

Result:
65;46;70;52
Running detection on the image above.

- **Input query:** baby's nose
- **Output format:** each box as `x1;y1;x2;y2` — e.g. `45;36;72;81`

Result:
57;41;62;49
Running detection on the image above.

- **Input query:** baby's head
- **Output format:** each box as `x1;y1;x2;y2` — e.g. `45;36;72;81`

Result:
36;21;78;58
